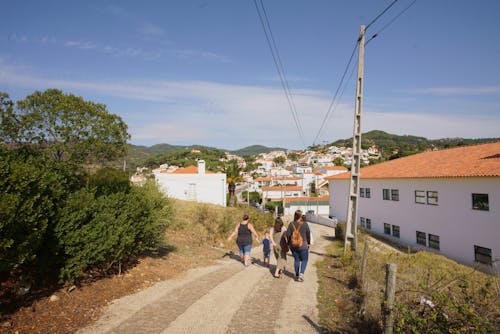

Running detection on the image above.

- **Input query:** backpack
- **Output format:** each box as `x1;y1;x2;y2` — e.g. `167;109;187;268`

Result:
290;222;303;248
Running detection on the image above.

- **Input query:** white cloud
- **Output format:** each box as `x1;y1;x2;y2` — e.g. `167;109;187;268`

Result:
1;61;498;149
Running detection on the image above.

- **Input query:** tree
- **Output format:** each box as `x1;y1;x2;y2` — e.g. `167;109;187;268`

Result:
333;157;345;166
224;159;242;207
273;156;286;166
0;89;130;167
287;152;299;161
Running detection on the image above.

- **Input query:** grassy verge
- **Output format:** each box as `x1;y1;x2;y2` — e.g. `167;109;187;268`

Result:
316;229;499;333
165;199;274;252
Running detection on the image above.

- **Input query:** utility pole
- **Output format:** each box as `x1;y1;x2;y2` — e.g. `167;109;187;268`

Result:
344;25;365;254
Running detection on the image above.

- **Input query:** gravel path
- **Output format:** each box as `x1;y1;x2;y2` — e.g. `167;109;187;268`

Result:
78;224;334;334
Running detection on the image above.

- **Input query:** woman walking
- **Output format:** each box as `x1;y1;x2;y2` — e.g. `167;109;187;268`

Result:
227;214;259;266
271;217;287;278
285;210;311;282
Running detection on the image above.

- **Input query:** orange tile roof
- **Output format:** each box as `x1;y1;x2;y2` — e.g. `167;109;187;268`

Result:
326;166;348;171
284;196;329;204
262;185;302;191
172;165;215;174
326;142;500;180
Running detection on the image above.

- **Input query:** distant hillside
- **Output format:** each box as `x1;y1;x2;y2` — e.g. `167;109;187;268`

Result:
124;143;284;171
330;130;499;160
230;145;287;156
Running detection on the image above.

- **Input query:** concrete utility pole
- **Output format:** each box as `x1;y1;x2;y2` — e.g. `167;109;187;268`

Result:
344;25;366;253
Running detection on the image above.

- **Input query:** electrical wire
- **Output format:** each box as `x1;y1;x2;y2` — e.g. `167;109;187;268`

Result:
365;0;418;46
312;39;360;145
314;0;417;146
365;0;399;31
253;0;307;147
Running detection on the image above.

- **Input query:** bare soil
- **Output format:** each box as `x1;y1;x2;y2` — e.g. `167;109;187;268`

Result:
0;231;224;334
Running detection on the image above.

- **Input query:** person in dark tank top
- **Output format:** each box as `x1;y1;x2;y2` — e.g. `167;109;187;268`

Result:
227;214;260;266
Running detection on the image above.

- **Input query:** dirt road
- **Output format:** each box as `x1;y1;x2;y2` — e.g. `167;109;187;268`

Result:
78;224;334;334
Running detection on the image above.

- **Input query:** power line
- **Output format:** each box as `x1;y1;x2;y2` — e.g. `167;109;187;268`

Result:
365;0;418;46
314;0;417;146
312;39;360;146
253;0;306;147
365;0;399;31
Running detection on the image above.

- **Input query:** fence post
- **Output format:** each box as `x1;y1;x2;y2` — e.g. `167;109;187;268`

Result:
360;240;368;290
383;263;397;334
358;240;369;319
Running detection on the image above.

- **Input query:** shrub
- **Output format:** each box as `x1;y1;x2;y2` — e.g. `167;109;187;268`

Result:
55;181;170;282
88;167;130;196
0;147;68;275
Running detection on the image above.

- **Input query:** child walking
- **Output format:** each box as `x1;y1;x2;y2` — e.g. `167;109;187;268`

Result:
261;232;271;267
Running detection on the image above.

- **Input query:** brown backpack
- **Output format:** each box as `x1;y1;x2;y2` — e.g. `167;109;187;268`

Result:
290;222;303;248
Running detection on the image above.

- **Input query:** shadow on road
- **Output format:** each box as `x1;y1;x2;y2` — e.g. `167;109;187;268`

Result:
303;315;325;333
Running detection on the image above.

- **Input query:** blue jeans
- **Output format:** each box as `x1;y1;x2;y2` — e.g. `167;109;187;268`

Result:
291;247;309;276
238;244;252;257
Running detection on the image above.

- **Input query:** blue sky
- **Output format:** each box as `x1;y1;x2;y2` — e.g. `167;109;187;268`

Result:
1;0;499;150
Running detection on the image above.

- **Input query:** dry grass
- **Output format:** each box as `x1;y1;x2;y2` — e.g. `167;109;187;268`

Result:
166;199;274;250
316;231;500;333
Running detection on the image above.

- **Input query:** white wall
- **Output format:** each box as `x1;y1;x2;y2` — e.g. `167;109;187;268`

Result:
155;173;227;206
329;177;500;270
285;202;329;217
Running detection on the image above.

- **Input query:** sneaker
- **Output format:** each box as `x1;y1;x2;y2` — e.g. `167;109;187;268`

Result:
298;274;304;282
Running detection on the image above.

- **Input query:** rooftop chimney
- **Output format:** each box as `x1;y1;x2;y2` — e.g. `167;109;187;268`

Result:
198;160;206;175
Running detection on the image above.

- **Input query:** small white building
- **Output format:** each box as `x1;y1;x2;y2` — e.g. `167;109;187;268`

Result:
153;160;227;206
261;185;302;201
283;196;330;217
326;142;500;270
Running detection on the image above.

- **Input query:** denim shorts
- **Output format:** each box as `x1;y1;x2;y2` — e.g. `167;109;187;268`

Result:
238;244;252;256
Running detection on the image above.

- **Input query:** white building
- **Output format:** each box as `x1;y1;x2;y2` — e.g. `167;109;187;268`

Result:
293;163;312;175
283;196;330;217
317;165;348;177
326;142;500;270
261;185;302;201
153;160;227;206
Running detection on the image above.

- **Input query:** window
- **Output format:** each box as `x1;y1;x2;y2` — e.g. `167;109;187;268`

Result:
366;218;371;230
474;245;492;265
360;217;372;230
427;191;438;205
416;231;426;246
384;223;391;235
383;189;390;200
391;189;399;201
383;188;399;201
360;187;371;198
428;234;440;250
472;194;489;211
392;225;400;238
415;190;426;204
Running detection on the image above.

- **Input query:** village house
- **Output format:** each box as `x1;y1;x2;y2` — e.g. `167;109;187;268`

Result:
283;196;330;217
153;160;227;206
261;185;302;202
326;142;500;270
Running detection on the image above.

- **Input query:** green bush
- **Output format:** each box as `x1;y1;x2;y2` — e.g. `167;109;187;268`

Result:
0;147;68;275
55;182;170;282
88;167;131;196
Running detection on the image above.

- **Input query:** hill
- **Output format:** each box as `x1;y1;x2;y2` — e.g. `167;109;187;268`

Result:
124;144;286;171
230;145;287;156
329;130;499;160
